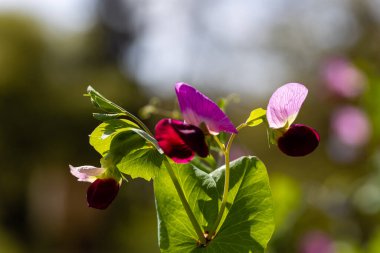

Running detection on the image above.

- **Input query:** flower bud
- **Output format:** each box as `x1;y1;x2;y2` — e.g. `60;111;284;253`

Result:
87;178;120;209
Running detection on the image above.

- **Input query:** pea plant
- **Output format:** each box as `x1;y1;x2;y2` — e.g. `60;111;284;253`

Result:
70;82;319;252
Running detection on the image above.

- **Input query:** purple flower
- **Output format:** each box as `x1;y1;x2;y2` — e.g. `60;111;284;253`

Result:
267;83;320;156
322;57;366;99
175;82;237;135
70;165;120;209
155;82;237;163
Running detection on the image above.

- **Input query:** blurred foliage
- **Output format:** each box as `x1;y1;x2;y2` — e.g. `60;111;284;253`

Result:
0;13;157;253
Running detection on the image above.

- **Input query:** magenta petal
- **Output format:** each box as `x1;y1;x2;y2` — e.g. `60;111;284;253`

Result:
175;82;237;134
155;118;209;163
87;178;120;210
278;124;320;156
267;83;308;129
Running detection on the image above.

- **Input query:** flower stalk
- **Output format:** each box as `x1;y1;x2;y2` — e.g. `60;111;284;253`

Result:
163;158;207;245
207;124;245;239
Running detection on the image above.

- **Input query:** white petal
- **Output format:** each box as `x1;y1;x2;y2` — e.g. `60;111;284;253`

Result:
69;165;105;183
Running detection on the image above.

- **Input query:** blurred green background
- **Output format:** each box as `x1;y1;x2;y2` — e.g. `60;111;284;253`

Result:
1;0;380;252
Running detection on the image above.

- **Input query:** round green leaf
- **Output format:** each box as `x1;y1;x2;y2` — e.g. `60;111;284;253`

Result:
154;156;274;253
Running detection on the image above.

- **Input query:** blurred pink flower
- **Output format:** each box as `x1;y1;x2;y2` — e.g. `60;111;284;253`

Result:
331;106;371;148
322;57;366;99
299;231;334;253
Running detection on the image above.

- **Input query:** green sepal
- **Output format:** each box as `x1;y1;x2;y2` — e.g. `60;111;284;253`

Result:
155;156;275;253
245;108;266;127
100;156;123;183
267;127;285;146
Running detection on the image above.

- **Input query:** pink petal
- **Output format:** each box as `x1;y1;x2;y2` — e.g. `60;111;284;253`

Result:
175;82;237;134
155;118;208;163
267;83;308;129
69;165;105;182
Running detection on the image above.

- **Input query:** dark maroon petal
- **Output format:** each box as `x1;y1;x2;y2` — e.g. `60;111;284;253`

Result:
87;178;119;210
155;118;209;163
277;124;320;157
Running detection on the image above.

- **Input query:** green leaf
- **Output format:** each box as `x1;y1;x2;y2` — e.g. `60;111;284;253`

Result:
92;112;125;121
191;155;217;173
245;108;266;127
89;119;140;156
117;147;163;181
87;85;125;113
109;131;146;159
154;156;274;253
154;162;219;251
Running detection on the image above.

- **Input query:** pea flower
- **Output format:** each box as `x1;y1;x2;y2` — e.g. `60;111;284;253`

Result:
322;57;366;99
155;82;237;163
70;165;120;209
266;83;320;156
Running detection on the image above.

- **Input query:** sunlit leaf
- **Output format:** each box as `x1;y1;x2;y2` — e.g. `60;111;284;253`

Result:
118;147;163;181
246;108;266;127
89;119;140;156
191;155;218;173
155;156;274;253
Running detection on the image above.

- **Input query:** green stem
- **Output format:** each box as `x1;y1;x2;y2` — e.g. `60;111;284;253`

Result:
207;124;245;239
213;135;226;152
163;159;207;245
121;109;154;136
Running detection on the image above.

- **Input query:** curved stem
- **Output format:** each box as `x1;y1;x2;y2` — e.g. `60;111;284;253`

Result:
121;109;154;136
206;134;235;238
207;124;246;239
163;159;207;245
213;135;226;153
